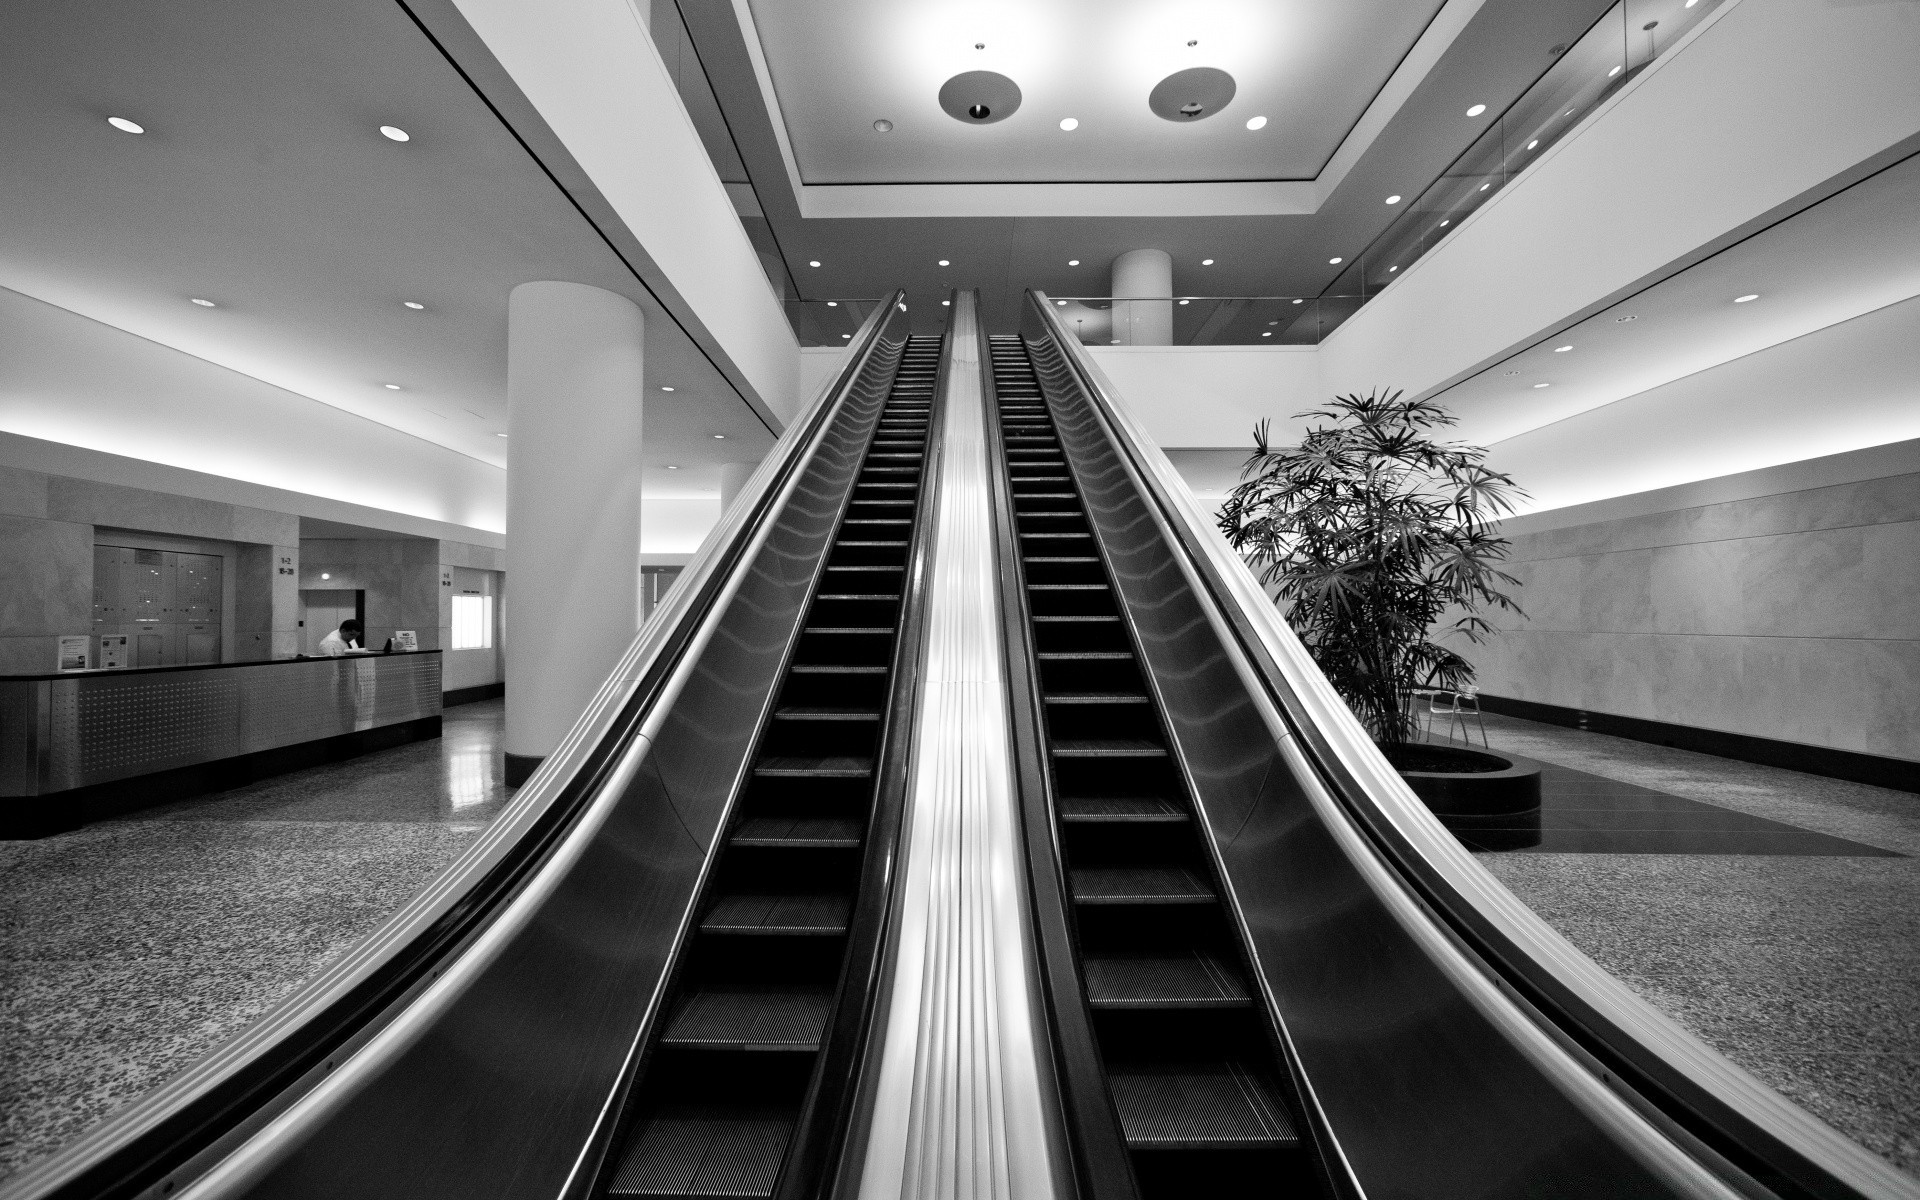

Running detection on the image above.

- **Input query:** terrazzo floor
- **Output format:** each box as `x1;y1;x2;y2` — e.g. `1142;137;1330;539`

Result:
0;699;512;1182
1462;712;1919;1177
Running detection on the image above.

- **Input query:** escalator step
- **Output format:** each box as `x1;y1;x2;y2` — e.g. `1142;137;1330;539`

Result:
1044;692;1148;706
1037;650;1132;661
662;985;833;1051
1083;951;1250;1008
1072;865;1214;904
1107;1062;1298;1149
772;707;882;722
788;664;887;676
608;1104;791;1198
1052;738;1167;757
731;816;863;848
701;892;851;936
1058;795;1186;822
753;756;873;778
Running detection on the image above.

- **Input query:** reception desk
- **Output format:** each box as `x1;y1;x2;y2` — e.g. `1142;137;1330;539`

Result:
0;652;441;836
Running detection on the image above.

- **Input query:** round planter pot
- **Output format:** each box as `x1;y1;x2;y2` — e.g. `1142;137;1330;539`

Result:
1384;744;1544;818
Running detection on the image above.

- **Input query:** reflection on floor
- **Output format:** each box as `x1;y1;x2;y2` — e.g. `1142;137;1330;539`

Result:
0;699;512;1182
1464;712;1920;1176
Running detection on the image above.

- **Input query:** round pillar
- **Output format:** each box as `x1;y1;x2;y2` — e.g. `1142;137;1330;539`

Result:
503;281;645;782
1111;248;1173;346
718;461;756;517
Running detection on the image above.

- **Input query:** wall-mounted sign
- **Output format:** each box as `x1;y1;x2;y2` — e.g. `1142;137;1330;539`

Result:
99;634;130;669
57;635;91;671
393;630;419;651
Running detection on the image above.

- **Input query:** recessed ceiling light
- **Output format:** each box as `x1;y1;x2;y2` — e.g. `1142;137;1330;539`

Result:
665;464;679;469
1246;116;1267;130
1178;299;1190;305
1533;383;1551;388
1202;258;1214;265
809;260;821;267
712;433;726;439
495;433;508;438
1388;266;1399;272
403;300;424;310
1527;139;1539;150
1056;300;1067;306
661;386;675;392
1262;331;1272;337
1060;117;1079;131
1480;183;1490;191
1068;259;1079;266
938;259;950;267
1110;339;1121;344
825;301;837;308
1608;65;1623;77
1466;104;1487;117
1439;220;1449;227
107;116;144;134
384;383;401;390
1615;315;1637;322
379;125;410;142
1554;345;1572;352
321;573;331;580
1266;321;1278;326
1292;298;1304;305
873;119;894;133
841;333;851;338
1328;257;1342;265
1385;194;1402;204
189;297;216;307
1734;294;1760;303
942;300;951;306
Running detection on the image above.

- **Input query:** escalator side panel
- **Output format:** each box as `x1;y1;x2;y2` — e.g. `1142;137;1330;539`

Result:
207;334;911;1200
1017;329;1705;1199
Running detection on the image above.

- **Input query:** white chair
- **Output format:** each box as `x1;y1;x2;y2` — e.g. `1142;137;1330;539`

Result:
1429;688;1488;748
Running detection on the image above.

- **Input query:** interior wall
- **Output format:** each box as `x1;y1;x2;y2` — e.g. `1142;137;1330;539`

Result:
441;564;503;692
1084;345;1322;449
1454;443;1920;762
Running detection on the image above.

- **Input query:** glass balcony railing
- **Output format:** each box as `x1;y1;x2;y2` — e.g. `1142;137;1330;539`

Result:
1044;296;1361;346
785;299;890;347
1320;0;1726;317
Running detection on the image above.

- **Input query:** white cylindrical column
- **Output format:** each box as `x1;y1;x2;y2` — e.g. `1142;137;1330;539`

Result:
718;461;756;517
1111;248;1173;346
503;281;645;782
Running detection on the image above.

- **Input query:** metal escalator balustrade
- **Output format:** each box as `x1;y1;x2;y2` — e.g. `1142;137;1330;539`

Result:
604;336;943;1200
986;334;1322;1199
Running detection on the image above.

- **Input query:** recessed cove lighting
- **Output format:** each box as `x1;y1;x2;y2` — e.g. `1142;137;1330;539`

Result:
107;116;144;134
1533;383;1551;388
189;297;216;307
1068;259;1079;266
873;119;894;133
1059;117;1079;131
661;386;675;392
403;301;424;310
1554;345;1572;352
1329;257;1342;265
1385;195;1402;205
938;259;950;266
808;260;821;267
1466;104;1487;117
379;125;410;142
384;383;401;390
1202;258;1214;265
1734;294;1760;303
1246;116;1267;131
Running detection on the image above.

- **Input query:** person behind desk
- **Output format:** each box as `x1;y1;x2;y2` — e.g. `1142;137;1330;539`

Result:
318;619;374;656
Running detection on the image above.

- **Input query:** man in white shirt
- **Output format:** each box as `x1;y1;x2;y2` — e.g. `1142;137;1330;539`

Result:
318;619;368;656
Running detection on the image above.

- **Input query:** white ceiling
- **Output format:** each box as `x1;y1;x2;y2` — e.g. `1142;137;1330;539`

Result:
749;0;1446;184
0;0;775;491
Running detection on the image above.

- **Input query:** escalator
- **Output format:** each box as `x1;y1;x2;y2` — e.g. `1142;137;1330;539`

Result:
601;336;941;1198
985;335;1321;1199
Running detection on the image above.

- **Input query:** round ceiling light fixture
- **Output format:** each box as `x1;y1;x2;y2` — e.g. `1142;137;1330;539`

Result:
661;386;675;392
1059;117;1079;131
1466;104;1487;117
384;383;401;390
1201;258;1214;265
379;125;410;142
664;464;679;470
808;260;821;267
1245;115;1267;130
873;119;894;133
403;301;424;310
939;71;1021;124
1734;294;1759;303
1385;194;1402;204
1533;382;1551;388
189;297;216;307
712;433;727;440
1068;259;1079;266
1149;67;1236;122
495;433;508;438
107;116;144;134
1292;298;1304;304
1554;345;1572;353
826;301;837;307
938;259;950;266
1179;300;1190;305
1329;257;1343;265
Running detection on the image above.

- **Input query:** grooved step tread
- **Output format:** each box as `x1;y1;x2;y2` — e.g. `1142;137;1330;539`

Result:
1037;650;1132;661
731;816;864;848
1108;1062;1298;1149
1084;951;1251;1008
1072;865;1214;904
1033;615;1119;624
608;1104;791;1198
754;756;873;778
1059;795;1187;822
661;985;833;1051
701;892;851;936
1045;693;1149;706
773;707;881;722
1052;739;1165;757
788;664;887;675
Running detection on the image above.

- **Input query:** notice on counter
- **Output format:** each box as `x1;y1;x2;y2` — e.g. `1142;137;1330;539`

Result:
57;635;90;672
99;634;130;669
393;630;418;651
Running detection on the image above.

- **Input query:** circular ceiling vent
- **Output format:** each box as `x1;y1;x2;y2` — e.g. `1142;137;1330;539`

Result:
1148;67;1236;122
938;71;1022;124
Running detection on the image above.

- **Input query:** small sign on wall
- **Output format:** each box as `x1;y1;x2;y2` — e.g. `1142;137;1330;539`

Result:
99;634;130;669
393;630;419;651
57;635;91;672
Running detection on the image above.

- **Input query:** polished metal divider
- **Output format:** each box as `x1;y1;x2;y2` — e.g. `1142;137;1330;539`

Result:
847;292;1071;1200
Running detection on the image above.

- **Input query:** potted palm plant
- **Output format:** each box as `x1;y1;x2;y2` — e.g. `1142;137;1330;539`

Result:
1217;390;1541;822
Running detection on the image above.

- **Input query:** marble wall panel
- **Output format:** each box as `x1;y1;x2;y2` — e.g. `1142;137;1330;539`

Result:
1860;521;1920;642
45;477;234;541
0;466;49;520
229;504;300;547
1576;548;1653;632
1735;526;1868;640
1647;538;1749;636
0;635;59;674
0;515;92;639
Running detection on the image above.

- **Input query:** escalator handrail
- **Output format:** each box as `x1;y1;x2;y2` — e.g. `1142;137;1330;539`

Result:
1022;290;1918;1200
0;291;911;1200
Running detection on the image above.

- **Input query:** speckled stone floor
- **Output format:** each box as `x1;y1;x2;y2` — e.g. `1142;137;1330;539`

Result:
0;699;511;1182
1464;712;1920;1177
